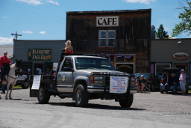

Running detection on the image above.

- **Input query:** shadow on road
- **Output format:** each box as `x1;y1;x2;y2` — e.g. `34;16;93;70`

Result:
165;93;191;97
49;102;146;111
6;98;22;100
173;94;191;97
11;98;22;100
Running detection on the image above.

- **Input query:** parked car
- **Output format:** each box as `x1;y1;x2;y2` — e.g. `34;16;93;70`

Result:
16;74;30;89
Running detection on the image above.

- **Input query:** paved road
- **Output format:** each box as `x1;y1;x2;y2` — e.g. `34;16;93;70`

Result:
0;89;191;128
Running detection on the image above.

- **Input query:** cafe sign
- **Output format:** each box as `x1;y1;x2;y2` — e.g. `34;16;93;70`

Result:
28;49;52;61
96;16;119;27
172;52;189;61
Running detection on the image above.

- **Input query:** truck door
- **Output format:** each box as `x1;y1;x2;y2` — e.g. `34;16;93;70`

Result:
57;57;74;93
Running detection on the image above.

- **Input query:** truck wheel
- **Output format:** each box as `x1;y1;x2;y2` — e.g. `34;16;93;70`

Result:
38;86;50;104
119;94;133;108
74;84;88;107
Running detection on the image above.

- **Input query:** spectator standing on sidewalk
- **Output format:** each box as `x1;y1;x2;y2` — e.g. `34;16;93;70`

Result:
0;51;11;94
179;69;186;94
160;71;168;92
137;75;146;92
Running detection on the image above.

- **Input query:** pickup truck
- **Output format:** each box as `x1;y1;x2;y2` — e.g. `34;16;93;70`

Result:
33;55;137;108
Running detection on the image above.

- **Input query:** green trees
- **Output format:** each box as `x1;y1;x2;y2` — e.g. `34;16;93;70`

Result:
151;25;157;39
156;24;169;39
151;24;169;39
172;0;191;36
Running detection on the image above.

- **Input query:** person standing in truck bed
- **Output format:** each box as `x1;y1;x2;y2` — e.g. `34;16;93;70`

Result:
59;40;74;63
64;40;73;54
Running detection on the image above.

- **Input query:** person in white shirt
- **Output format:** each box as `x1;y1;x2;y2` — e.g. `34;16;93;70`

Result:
179;69;186;94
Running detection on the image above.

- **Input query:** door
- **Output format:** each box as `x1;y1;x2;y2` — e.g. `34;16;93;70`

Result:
174;63;188;72
57;57;74;93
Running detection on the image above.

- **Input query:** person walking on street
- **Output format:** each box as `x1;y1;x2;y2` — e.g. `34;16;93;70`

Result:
137;75;146;92
0;51;11;94
179;69;186;94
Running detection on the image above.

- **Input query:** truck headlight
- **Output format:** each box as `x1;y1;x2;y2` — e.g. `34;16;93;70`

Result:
94;76;104;81
89;76;104;85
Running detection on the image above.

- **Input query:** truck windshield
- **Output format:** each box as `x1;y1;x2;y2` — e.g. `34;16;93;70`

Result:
75;57;115;70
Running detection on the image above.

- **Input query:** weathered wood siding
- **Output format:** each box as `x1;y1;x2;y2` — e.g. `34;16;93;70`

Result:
66;9;151;72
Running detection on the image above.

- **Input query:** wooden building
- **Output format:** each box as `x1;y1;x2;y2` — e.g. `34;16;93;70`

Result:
66;9;151;73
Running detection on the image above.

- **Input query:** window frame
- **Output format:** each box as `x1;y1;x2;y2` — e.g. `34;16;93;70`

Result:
98;30;116;47
61;57;73;72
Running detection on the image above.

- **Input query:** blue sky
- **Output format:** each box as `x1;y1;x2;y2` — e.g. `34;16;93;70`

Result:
0;0;188;45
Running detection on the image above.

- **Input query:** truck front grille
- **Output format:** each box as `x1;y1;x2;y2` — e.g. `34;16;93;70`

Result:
105;76;110;87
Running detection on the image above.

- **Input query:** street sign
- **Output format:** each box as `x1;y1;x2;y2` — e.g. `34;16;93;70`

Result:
28;49;52;61
31;75;41;90
110;76;129;94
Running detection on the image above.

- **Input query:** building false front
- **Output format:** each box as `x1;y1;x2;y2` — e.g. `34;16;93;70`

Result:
13;40;65;74
66;9;151;73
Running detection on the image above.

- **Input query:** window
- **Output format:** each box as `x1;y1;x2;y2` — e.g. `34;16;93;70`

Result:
98;30;116;47
61;57;73;71
75;57;114;70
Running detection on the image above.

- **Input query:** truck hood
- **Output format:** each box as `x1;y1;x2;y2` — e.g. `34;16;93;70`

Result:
77;69;129;76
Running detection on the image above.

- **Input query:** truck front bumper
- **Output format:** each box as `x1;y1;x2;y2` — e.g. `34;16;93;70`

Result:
87;86;107;93
87;85;136;94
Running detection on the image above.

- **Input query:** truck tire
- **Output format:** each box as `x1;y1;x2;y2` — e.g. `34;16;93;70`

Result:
38;86;50;104
119;94;133;108
74;84;88;107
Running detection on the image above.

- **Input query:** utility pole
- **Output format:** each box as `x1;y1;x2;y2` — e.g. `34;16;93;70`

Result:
11;32;22;40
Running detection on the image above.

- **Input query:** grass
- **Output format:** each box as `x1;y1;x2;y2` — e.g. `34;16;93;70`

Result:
188;90;191;94
13;85;22;89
